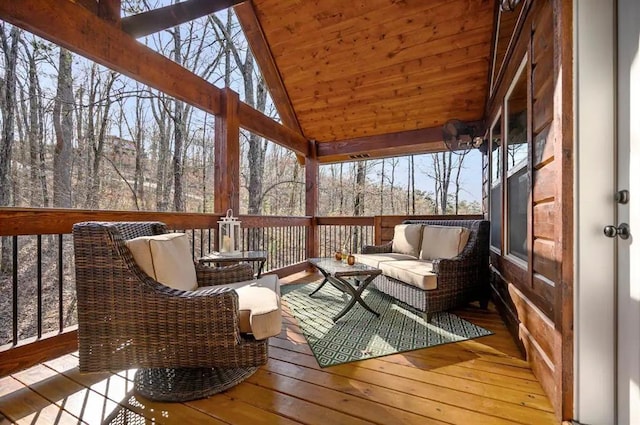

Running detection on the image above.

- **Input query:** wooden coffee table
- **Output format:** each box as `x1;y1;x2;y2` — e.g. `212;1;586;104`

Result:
309;258;382;322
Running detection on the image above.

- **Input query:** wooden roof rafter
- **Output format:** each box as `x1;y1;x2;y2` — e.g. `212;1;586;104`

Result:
121;0;246;38
316;121;485;164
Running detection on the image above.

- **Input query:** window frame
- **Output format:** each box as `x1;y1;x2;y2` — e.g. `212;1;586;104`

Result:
489;111;503;254
503;55;530;266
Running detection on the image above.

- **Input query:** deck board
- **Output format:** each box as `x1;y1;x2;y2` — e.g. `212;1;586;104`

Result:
0;272;557;424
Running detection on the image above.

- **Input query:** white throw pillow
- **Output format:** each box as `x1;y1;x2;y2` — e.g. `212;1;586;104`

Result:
125;233;198;291
419;225;468;260
391;224;423;257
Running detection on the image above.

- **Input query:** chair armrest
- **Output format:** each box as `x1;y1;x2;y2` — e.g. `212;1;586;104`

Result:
362;241;393;254
195;263;255;287
150;284;244;350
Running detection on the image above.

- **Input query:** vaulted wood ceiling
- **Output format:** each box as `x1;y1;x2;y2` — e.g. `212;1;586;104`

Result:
236;0;496;161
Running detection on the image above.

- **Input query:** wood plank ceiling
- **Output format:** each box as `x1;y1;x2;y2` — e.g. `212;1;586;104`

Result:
237;0;496;161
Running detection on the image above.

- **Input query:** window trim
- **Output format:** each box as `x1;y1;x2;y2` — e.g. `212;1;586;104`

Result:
489;111;503;252
503;54;529;264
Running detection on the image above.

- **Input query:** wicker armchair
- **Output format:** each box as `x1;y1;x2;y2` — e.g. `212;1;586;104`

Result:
72;221;271;402
362;219;490;321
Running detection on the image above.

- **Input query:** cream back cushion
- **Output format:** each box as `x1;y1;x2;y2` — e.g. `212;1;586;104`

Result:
391;224;423;258
125;233;198;291
420;225;470;260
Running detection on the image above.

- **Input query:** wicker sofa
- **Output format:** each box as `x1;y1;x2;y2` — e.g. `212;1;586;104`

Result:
355;219;490;321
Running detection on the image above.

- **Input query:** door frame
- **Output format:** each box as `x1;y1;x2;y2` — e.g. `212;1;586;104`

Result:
616;0;640;423
574;0;616;423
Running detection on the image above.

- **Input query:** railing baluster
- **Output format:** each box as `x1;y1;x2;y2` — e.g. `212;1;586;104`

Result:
12;236;18;346
191;229;196;259
58;234;64;332
37;235;42;339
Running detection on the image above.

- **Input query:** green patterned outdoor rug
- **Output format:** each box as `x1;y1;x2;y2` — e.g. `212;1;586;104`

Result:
281;282;493;367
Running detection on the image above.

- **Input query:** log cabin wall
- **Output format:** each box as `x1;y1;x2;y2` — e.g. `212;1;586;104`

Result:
484;0;571;420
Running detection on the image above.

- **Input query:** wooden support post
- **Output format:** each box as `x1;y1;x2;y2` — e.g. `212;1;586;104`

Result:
305;141;319;260
214;88;240;215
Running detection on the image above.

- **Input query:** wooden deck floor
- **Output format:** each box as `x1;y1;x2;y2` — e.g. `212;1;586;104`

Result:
0;272;557;424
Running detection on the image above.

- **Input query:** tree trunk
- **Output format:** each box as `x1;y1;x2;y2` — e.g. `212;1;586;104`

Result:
389;158;397;213
247;75;268;214
379;159;385;214
172;26;186;212
133;91;145;209
431;152;454;214
0;25;20;272
25;47;43;206
352;160;367;252
151;93;171;211
86;71;116;209
173;97;185;211
0;25;20;207
410;155;415;214
453;151;469;214
53;48;74;208
83;65;97;207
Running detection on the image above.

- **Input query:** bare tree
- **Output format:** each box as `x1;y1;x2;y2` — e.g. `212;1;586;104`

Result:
453;150;470;214
52;47;74;208
86;70;117;208
150;92;172;211
428;150;469;214
0;24;20;272
20;38;48;207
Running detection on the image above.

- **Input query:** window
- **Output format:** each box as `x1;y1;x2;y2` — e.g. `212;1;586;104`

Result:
505;58;529;261
489;114;502;250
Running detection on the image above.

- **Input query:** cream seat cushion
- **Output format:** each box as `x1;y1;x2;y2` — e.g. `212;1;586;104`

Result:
200;275;281;340
391;224;423;257
353;252;416;268
419;225;471;260
125;233;198;291
379;260;437;290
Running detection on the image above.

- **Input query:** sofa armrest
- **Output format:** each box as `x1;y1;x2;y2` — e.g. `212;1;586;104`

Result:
431;246;479;278
362;241;393;254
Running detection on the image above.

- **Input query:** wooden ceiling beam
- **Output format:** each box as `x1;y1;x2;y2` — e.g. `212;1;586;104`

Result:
238;103;309;157
234;1;302;135
73;0;97;14
1;0;222;115
121;0;245;38
316;122;485;163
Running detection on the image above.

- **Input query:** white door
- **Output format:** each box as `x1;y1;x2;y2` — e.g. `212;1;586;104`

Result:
575;0;616;423
616;0;640;423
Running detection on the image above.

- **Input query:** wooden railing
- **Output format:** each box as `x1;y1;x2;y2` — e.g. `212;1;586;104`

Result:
0;208;482;376
0;208;312;375
316;216;375;257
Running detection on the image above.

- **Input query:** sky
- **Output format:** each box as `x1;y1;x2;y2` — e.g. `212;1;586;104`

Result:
320;150;483;204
